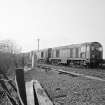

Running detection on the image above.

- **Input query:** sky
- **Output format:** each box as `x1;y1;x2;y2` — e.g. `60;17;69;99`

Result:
0;0;105;57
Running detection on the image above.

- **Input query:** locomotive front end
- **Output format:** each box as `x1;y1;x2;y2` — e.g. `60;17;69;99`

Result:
90;42;103;66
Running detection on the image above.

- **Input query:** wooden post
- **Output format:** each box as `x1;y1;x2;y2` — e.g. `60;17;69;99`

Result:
15;68;27;105
26;80;54;105
33;80;53;105
25;80;34;105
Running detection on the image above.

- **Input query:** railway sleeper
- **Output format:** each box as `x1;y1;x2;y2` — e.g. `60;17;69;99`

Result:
58;71;78;77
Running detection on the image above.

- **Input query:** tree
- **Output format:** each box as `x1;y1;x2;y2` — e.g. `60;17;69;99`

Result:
0;39;22;54
0;39;22;76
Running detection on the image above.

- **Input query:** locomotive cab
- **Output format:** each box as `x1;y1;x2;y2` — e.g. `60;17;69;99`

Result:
90;42;103;66
80;42;103;67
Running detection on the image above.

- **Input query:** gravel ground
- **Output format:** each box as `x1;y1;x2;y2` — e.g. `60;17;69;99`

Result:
25;67;105;105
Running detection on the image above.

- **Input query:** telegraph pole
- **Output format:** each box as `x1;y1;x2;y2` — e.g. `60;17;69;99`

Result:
32;33;40;68
32;51;35;68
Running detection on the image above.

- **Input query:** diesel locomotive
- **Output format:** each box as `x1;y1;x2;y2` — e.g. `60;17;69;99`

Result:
36;42;103;67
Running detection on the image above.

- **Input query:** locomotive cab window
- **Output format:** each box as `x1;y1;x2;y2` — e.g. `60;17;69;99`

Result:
81;45;86;52
98;47;103;51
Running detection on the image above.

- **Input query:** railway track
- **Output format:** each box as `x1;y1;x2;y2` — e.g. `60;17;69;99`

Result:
37;64;105;82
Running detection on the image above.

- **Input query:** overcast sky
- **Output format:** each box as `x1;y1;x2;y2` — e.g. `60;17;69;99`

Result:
0;0;105;57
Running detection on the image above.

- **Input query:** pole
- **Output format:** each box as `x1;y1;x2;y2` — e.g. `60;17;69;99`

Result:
37;38;40;51
32;51;35;68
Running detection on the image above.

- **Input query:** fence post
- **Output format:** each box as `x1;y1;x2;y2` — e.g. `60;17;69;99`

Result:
15;68;27;105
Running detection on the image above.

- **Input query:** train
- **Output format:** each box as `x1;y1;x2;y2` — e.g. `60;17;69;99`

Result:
35;42;103;67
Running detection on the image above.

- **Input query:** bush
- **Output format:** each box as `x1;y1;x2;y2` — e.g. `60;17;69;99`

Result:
0;52;24;77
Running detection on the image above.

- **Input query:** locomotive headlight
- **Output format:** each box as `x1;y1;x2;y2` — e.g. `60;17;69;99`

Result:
98;47;103;51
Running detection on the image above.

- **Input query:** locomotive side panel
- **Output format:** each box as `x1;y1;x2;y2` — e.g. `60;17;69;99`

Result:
61;48;69;58
49;48;61;64
60;48;69;63
52;49;59;58
36;49;49;63
70;48;73;58
80;43;90;59
68;45;81;59
73;47;80;58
